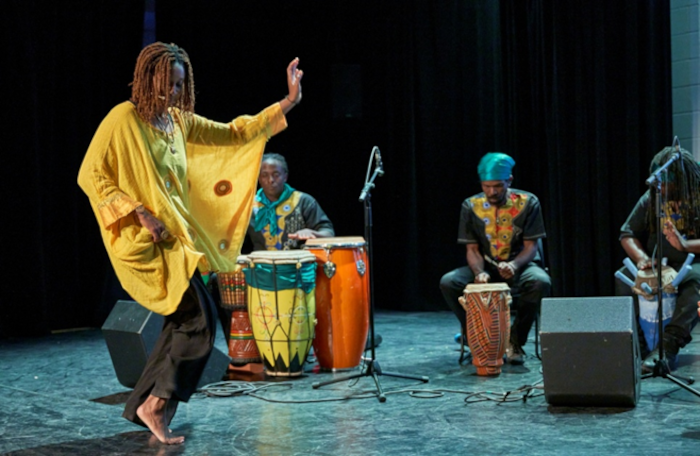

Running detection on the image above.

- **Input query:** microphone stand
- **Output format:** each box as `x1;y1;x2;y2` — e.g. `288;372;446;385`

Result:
312;147;429;402
640;151;700;396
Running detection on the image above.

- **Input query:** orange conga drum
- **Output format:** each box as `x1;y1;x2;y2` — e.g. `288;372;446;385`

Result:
459;283;511;376
305;236;370;370
218;269;262;366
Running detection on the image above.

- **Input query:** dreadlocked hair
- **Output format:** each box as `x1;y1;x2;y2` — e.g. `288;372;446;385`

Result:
129;42;195;123
646;146;700;237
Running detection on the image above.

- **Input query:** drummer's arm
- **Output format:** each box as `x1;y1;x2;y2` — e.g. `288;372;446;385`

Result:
288;228;332;240
510;240;537;271
466;243;490;283
289;195;334;240
663;220;700;253
621;236;652;270
495;240;537;280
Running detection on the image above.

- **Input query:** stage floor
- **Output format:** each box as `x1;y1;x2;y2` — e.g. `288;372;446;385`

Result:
2;310;700;455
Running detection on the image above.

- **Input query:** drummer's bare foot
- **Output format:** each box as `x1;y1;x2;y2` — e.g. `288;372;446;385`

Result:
136;395;185;445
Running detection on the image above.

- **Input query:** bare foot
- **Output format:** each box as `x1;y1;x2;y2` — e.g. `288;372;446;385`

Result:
136;395;185;445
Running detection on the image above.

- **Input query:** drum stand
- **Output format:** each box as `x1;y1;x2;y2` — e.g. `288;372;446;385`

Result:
640;150;700;397
312;147;429;402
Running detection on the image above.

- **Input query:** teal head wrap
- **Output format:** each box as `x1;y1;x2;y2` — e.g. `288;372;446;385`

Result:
477;152;515;181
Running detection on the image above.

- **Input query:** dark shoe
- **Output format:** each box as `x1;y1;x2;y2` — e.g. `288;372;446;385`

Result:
365;334;382;350
459;347;473;365
642;349;678;373
505;342;526;365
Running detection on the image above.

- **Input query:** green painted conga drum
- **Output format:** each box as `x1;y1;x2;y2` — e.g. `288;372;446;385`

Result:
238;251;317;376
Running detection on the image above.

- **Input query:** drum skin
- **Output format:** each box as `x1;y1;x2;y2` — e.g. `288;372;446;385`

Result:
305;237;370;370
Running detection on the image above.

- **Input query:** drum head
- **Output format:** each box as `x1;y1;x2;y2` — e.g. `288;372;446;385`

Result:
240;250;316;265
465;283;511;293
304;236;366;249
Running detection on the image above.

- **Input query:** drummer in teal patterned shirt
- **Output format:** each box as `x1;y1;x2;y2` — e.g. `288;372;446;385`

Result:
439;152;551;365
247;153;335;251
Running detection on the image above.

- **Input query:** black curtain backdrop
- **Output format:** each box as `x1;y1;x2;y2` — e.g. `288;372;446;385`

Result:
1;1;671;337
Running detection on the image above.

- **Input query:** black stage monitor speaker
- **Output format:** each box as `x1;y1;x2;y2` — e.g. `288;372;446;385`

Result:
540;296;641;407
102;300;230;389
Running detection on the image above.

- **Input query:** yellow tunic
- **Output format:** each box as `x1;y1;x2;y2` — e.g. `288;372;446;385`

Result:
78;101;287;315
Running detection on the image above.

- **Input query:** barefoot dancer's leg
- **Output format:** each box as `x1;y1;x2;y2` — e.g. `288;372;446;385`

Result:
123;274;217;441
137;395;185;445
164;396;179;426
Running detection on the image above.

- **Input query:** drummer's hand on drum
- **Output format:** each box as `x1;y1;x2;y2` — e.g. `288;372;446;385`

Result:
134;205;170;243
288;229;317;241
664;220;687;252
636;257;653;271
497;261;517;280
475;272;490;283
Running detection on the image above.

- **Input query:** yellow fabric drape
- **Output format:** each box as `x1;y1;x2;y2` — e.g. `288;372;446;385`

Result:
78;101;286;315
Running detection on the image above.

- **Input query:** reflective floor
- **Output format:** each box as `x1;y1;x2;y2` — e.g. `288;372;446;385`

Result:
2;310;700;455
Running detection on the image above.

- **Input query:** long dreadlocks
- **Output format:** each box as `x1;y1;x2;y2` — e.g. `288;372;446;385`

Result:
130;42;195;123
647;146;700;237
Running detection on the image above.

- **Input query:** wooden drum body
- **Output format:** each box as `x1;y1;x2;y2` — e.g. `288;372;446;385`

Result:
305;236;370;371
217;270;261;366
459;283;512;376
238;251;317;377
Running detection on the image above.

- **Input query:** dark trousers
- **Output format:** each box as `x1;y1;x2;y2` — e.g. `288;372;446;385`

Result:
123;272;217;426
207;273;233;341
439;263;551;348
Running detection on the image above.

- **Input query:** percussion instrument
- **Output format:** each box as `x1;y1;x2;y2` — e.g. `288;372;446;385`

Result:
217;269;261;366
633;266;677;351
632;265;677;300
217;269;247;311
459;283;512;376
238;250;317;376
304;237;370;370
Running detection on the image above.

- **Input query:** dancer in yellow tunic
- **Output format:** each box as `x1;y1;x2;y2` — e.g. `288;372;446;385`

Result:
78;42;303;445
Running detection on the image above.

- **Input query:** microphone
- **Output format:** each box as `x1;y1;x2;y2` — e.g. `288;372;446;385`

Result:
645;137;682;186
374;146;384;176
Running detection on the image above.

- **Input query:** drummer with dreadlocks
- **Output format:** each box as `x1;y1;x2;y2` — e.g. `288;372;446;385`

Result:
620;146;700;372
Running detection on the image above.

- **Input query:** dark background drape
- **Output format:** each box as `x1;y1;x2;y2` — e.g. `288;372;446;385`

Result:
1;1;671;337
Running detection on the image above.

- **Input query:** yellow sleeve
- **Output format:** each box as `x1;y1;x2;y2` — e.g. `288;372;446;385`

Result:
77;106;143;227
182;103;287;146
184;103;287;272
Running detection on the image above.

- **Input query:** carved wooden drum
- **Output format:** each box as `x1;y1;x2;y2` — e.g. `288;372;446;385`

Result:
459;283;512;376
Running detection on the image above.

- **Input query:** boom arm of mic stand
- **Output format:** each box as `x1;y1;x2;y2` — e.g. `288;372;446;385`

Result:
646;152;681;186
359;168;382;202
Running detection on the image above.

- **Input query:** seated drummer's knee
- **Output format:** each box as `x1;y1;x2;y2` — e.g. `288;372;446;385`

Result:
439;272;455;291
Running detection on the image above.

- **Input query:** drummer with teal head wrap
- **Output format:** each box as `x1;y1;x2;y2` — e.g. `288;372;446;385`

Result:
439;151;551;365
247;153;335;251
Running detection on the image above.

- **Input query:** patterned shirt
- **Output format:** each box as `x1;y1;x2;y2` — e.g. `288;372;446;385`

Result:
458;188;546;262
620;189;699;268
247;191;334;250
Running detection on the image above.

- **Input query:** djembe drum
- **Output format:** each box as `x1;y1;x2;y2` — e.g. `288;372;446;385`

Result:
238;250;317;376
633;265;678;352
459;283;512;376
304;237;370;371
218;269;261;366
